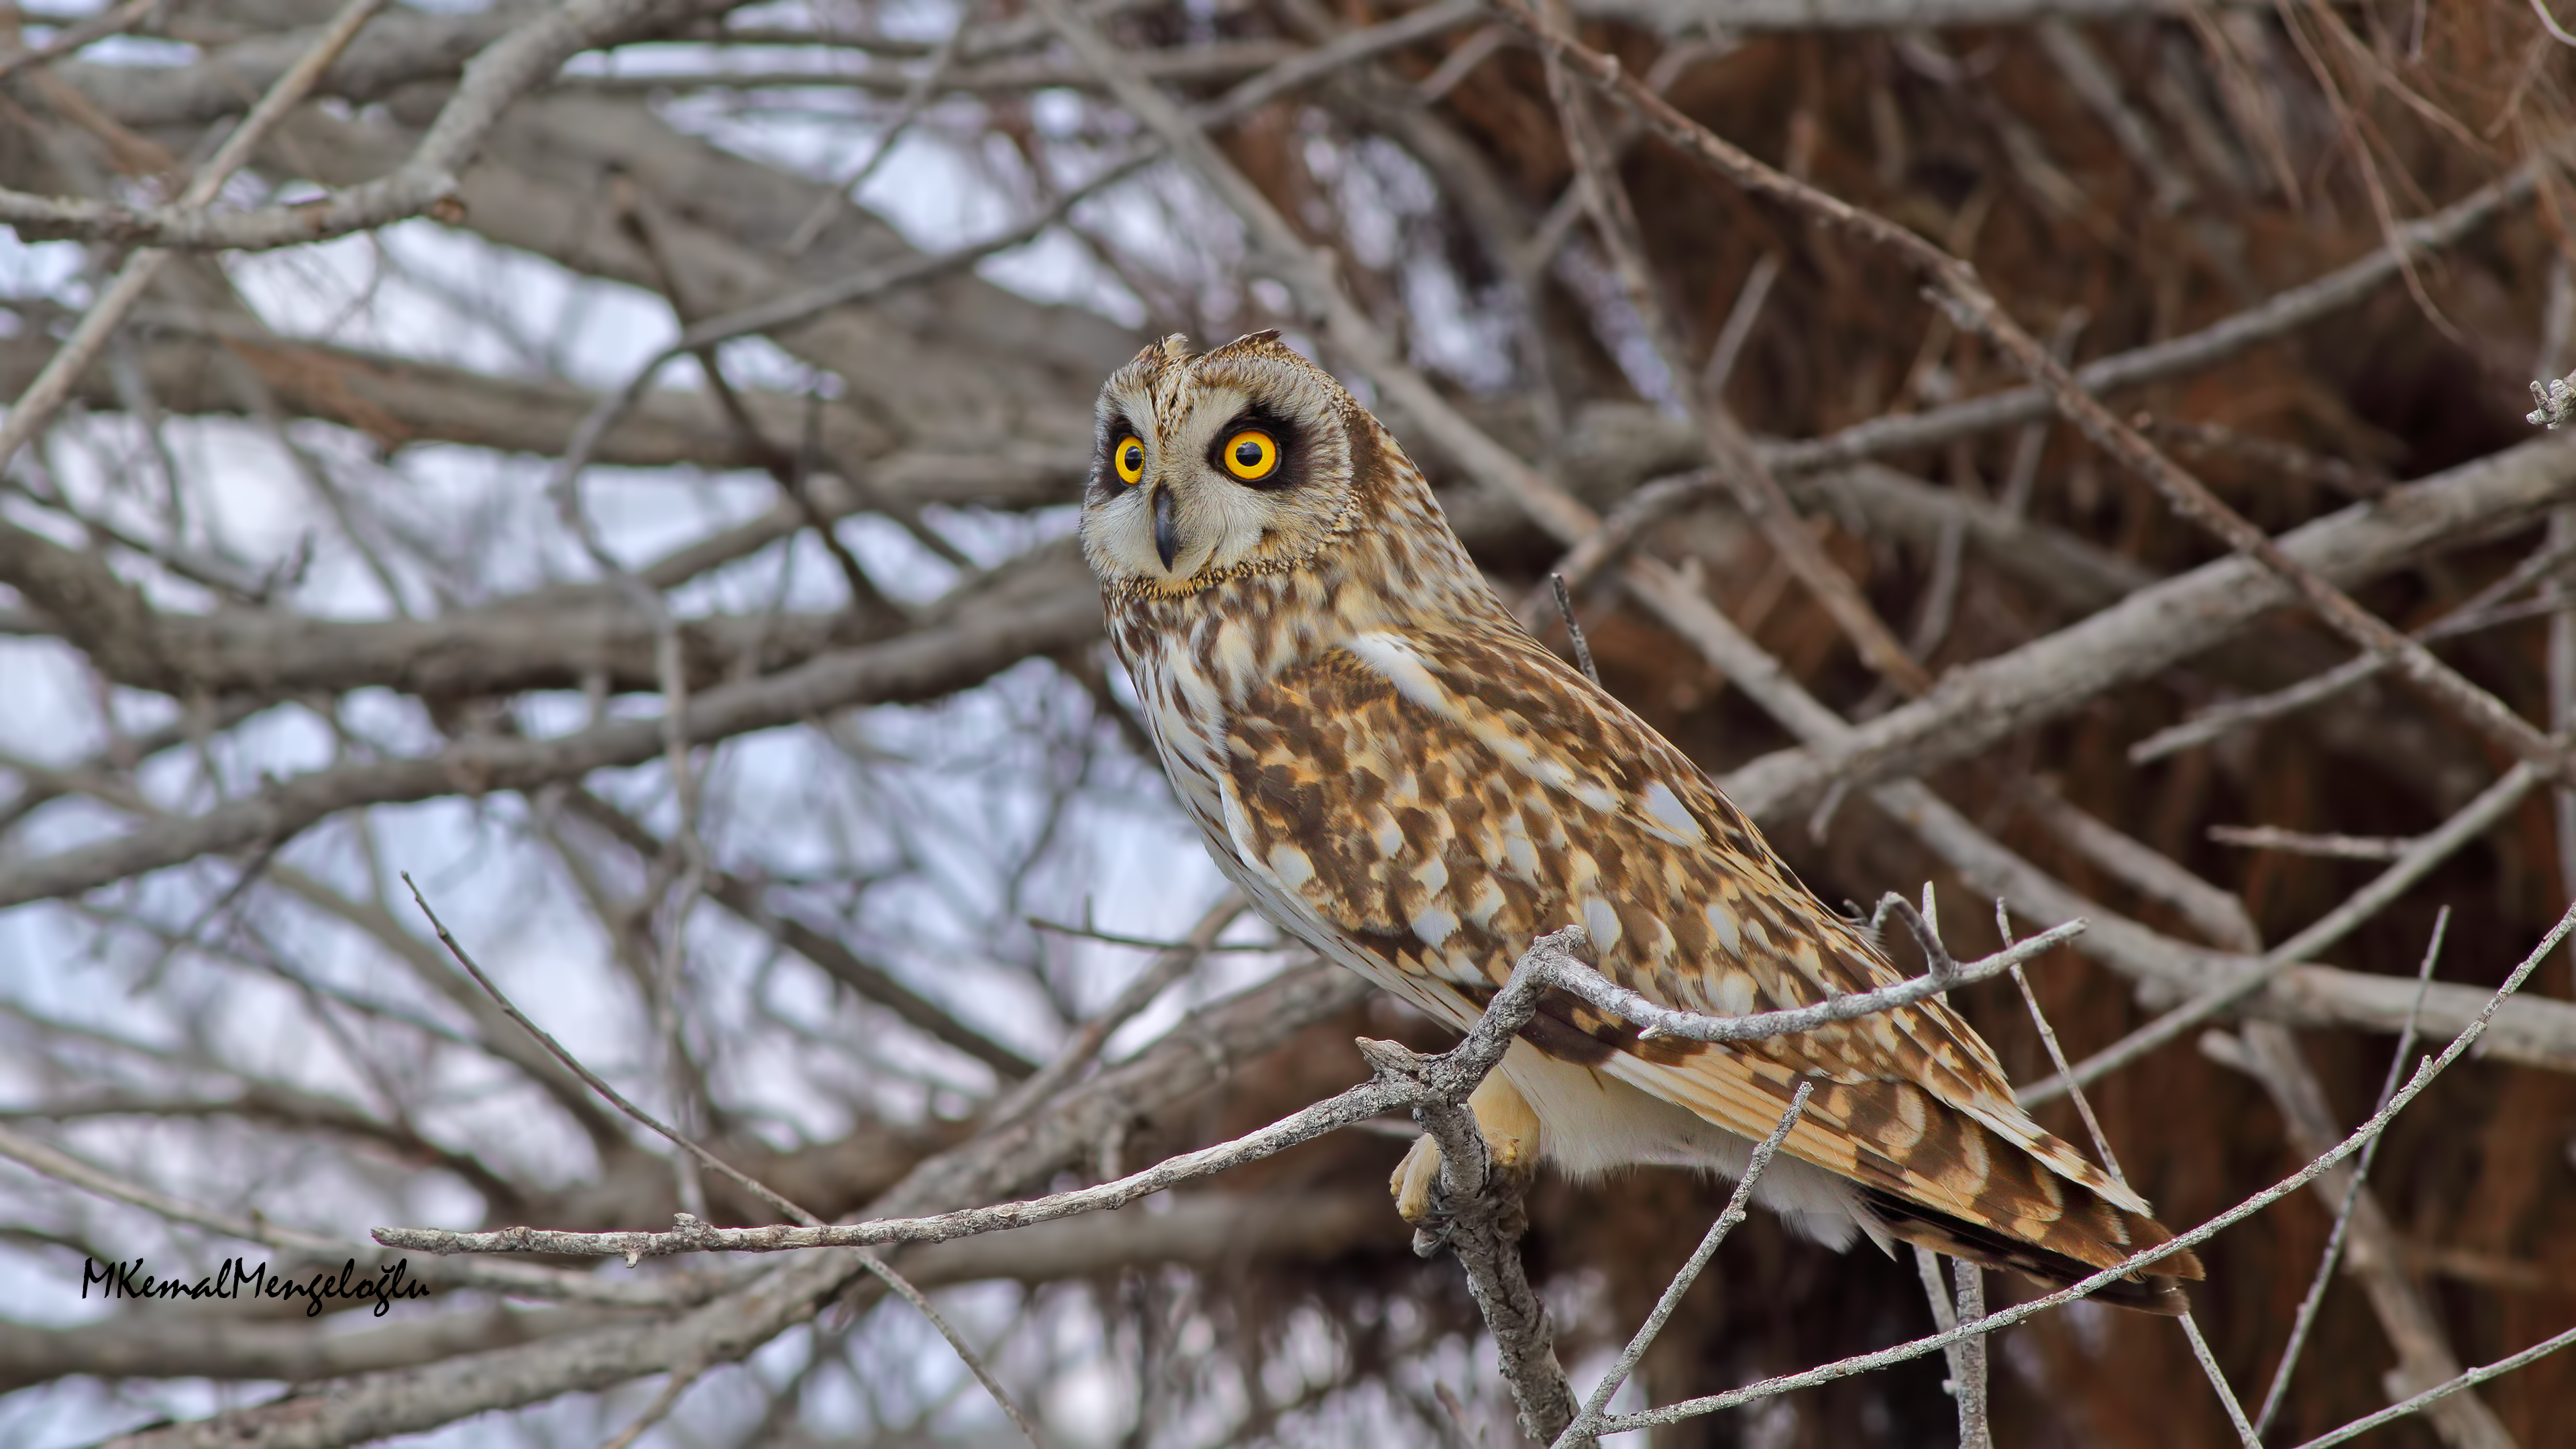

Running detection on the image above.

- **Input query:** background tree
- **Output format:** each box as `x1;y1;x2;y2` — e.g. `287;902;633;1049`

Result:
2;0;2575;1443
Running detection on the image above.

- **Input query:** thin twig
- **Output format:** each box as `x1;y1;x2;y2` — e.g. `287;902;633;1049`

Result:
0;0;390;478
1533;13;1929;692
405;875;1049;1440
547;154;1155;506
781;0;983;256
1502;0;2576;792
1549;573;1601;688
1550;1082;1813;1449
2012;855;2266;1449
2208;825;2418;861
1996;902;2124;1187
2132;527;2576;764
2253;908;2450;1438
853;1253;1052;1448
376;918;2083;1259
400;873;823;1229
1701;251;1782;402
1765;154;2553;478
1953;1261;1994;1449
0;1115;710;1306
0;0;162;83
988;894;1247;1129
2021;761;2542;1106
2180;1309;2261;1447
1579;899;2576;1436
2288;1320;2576;1448
2139;416;2389;500
599;1358;714;1449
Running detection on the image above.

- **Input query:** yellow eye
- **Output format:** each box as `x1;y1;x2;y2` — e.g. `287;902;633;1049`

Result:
1112;435;1144;486
1221;429;1279;482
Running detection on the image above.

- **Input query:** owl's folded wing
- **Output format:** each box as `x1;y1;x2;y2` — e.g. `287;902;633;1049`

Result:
1212;619;2196;1281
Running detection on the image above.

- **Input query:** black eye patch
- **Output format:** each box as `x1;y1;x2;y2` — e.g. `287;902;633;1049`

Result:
1205;407;1303;491
1097;413;1143;492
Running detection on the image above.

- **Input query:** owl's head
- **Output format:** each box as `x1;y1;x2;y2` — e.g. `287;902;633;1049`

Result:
1079;331;1373;594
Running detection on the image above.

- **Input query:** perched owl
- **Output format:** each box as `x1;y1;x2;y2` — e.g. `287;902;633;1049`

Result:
1079;331;2201;1312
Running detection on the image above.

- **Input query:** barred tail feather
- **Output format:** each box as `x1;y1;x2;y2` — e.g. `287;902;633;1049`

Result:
1859;1185;2202;1316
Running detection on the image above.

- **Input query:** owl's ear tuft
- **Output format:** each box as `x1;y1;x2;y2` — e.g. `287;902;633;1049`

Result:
1158;333;1196;364
1238;328;1283;346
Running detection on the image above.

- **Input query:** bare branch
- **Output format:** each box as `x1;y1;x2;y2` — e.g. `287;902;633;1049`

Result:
402;874;824;1230
0;557;1103;908
1762;156;2551;478
1551;1082;1813;1449
1362;1032;1575;1446
1583;902;2576;1436
375;924;2051;1258
2209;825;2418;861
0;0;749;250
2022;761;2542;1105
1721;436;2576;825
102;963;1375;1446
0;0;392;479
0;0;160;83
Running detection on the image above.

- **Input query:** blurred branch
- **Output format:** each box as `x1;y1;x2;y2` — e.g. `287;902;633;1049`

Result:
0;0;390;480
1594;492;2576;1083
0;0;750;250
2209;825;2417;861
2131;526;2576;764
376;921;2082;1257
1507;0;2576;799
1721;435;2576;824
1762;156;2551;476
0;0;160;83
106;963;1377;1446
0;512;902;697
2206;1019;2516;1448
561;789;1042;1081
0;1191;1381;1391
2013;782;2262;953
1535;3;1929;691
1581;905;2576;1438
0;554;1104;908
56;1;527;129
2022;761;2543;1105
1570;0;2264;24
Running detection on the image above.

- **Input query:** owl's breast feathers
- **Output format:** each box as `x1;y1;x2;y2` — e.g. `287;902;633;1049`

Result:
1120;590;2200;1299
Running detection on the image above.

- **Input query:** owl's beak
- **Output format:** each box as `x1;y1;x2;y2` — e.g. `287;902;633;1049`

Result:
1151;484;1180;572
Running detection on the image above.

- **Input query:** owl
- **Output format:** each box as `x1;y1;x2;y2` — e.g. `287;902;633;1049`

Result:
1079;331;2201;1311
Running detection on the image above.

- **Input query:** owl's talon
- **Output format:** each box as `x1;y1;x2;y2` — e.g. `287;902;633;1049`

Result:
1391;1128;1445;1228
1389;1072;1543;1242
1393;1133;1458;1255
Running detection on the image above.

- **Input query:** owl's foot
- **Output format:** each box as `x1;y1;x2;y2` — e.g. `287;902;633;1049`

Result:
1389;1071;1542;1254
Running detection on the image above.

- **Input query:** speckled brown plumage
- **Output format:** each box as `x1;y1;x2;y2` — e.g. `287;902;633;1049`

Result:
1079;331;2200;1310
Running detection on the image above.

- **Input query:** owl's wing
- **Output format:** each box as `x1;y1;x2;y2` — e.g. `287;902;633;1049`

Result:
1214;617;2194;1283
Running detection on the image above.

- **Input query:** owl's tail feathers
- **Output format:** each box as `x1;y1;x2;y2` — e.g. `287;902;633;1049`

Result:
1858;1185;2204;1316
